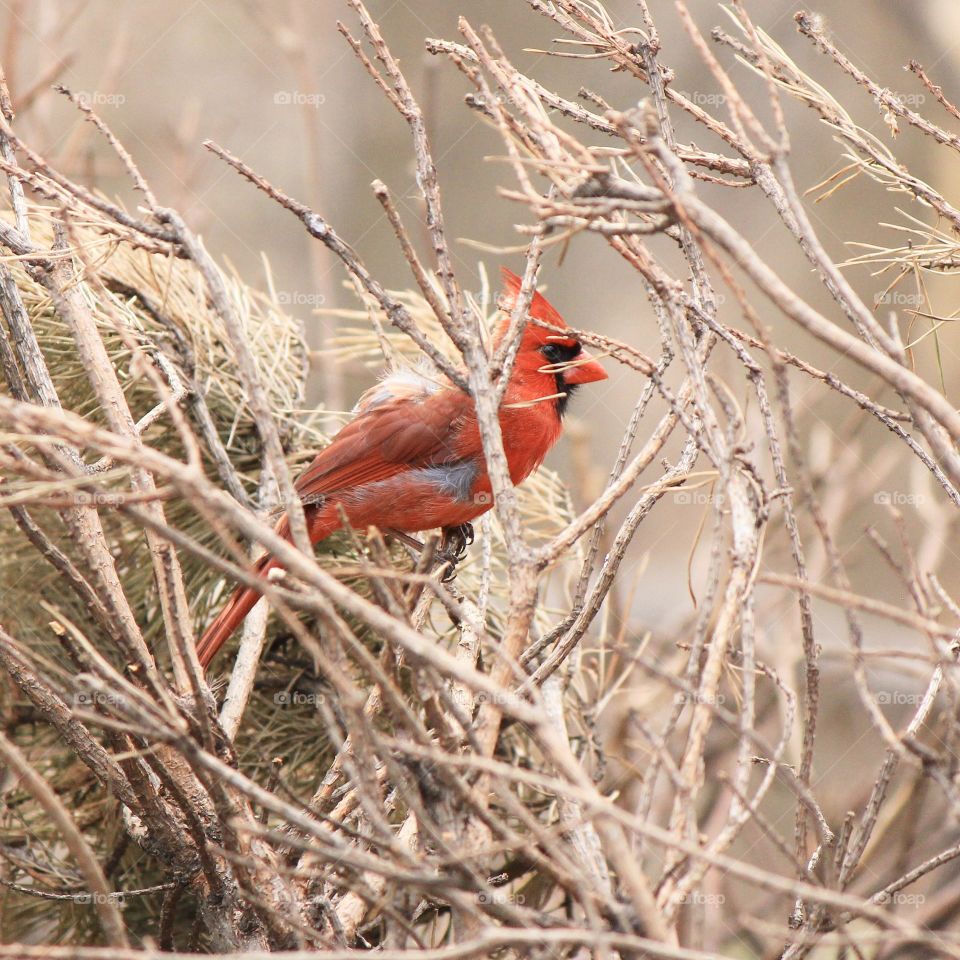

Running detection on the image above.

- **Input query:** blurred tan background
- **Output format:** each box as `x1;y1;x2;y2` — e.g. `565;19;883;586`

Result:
5;0;960;662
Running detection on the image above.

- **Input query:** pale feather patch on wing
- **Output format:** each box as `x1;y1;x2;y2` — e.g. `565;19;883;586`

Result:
413;460;479;502
355;366;440;413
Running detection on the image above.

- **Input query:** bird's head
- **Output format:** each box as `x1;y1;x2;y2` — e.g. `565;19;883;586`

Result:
495;268;607;416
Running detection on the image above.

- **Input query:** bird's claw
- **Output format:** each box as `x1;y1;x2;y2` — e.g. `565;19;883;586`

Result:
438;523;474;580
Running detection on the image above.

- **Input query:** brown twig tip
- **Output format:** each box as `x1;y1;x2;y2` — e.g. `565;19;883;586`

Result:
905;59;960;122
0;66;14;122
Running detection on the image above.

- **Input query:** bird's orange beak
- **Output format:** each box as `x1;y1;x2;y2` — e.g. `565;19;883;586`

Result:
563;349;608;385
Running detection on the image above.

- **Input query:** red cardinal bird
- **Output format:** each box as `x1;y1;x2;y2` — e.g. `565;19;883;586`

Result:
196;269;607;668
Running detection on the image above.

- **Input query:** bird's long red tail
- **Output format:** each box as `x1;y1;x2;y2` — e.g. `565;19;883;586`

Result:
196;552;278;669
197;510;340;669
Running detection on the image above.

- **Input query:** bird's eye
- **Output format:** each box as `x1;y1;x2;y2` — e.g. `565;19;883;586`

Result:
541;342;581;364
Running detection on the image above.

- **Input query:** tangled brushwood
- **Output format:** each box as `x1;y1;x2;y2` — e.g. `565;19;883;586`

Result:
3;1;960;957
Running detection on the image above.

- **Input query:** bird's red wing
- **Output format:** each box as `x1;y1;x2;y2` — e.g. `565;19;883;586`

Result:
294;389;472;499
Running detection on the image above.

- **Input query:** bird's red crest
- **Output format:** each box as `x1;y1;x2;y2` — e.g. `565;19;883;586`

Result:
497;268;579;350
498;267;568;331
